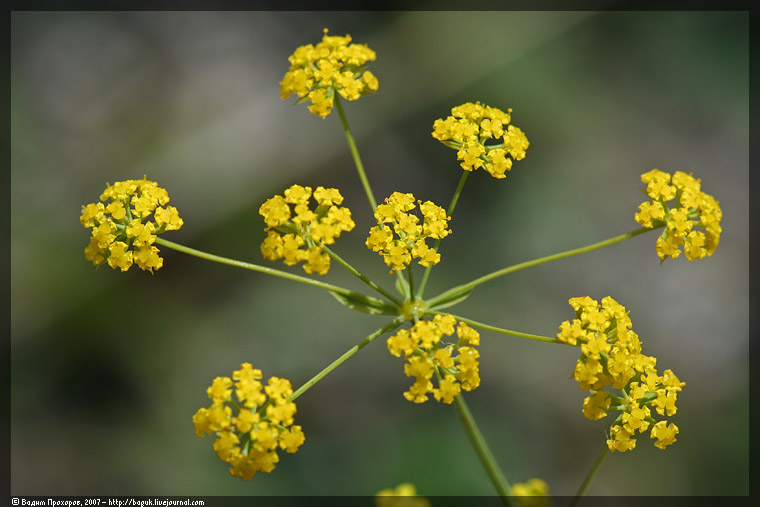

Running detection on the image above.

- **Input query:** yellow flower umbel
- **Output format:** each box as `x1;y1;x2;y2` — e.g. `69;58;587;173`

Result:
259;184;355;275
556;296;685;452
281;28;379;118
80;177;183;273
432;101;529;178
375;483;431;507
192;363;305;480
513;478;552;507
387;314;480;404
634;169;722;262
366;192;451;273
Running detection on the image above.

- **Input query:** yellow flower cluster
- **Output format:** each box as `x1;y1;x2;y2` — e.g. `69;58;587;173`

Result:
366;192;451;273
387;314;480;404
513;478;552;507
375;483;430;507
432;101;529;178
556;296;685;452
259;184;355;276
280;28;379;117
80;178;183;273
192;363;305;480
634;169;722;262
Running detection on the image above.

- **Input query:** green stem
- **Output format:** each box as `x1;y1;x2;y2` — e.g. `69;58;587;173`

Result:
334;95;377;211
570;445;610;507
155;237;361;299
453;392;517;507
430;312;569;346
428;227;656;308
446;170;471;218
417;170;470;299
321;245;403;306
407;265;416;303
290;316;405;401
394;269;407;297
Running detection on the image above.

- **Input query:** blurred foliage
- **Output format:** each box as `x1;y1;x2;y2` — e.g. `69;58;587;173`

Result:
11;11;748;496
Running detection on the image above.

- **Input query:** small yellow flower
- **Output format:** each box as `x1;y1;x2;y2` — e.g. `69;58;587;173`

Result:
281;28;378;118
582;391;611;421
80;177;183;273
650;420;680;449
259;184;355;275
557;296;684;452
366;192;451;273
388;315;481;404
634;169;722;262
193;363;305;480
513;478;552;507
375;483;430;507
607;425;637;452
432;101;529;178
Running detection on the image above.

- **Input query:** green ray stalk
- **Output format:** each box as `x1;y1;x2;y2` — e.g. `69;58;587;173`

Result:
334;95;377;211
290;316;405;401
155;237;362;300
429;227;657;307
452;391;517;507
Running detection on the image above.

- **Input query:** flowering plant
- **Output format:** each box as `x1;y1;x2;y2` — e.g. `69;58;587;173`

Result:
80;29;723;504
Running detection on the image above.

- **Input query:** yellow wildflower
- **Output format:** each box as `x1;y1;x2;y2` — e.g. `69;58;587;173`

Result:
513;478;552;507
281;28;378;118
582;391;611;421
375;483;431;507
259;184;355;275
192;363;305;480
80;177;183;273
387;315;480;404
607;425;637;452
432;101;529;178
650;420;680;449
557;296;684;452
366;192;451;273
634;169;722;262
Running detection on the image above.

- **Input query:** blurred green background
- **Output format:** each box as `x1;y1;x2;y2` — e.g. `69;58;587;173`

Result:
11;11;748;496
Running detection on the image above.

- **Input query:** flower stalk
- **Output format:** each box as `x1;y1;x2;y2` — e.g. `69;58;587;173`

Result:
452;391;517;507
155;237;363;300
335;95;377;211
570;446;610;507
322;245;403;306
428;227;656;308
433;312;568;345
290;316;405;401
417;170;470;299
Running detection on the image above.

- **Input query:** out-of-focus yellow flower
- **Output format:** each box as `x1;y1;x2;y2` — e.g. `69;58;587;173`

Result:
513;478;552;507
375;483;430;507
